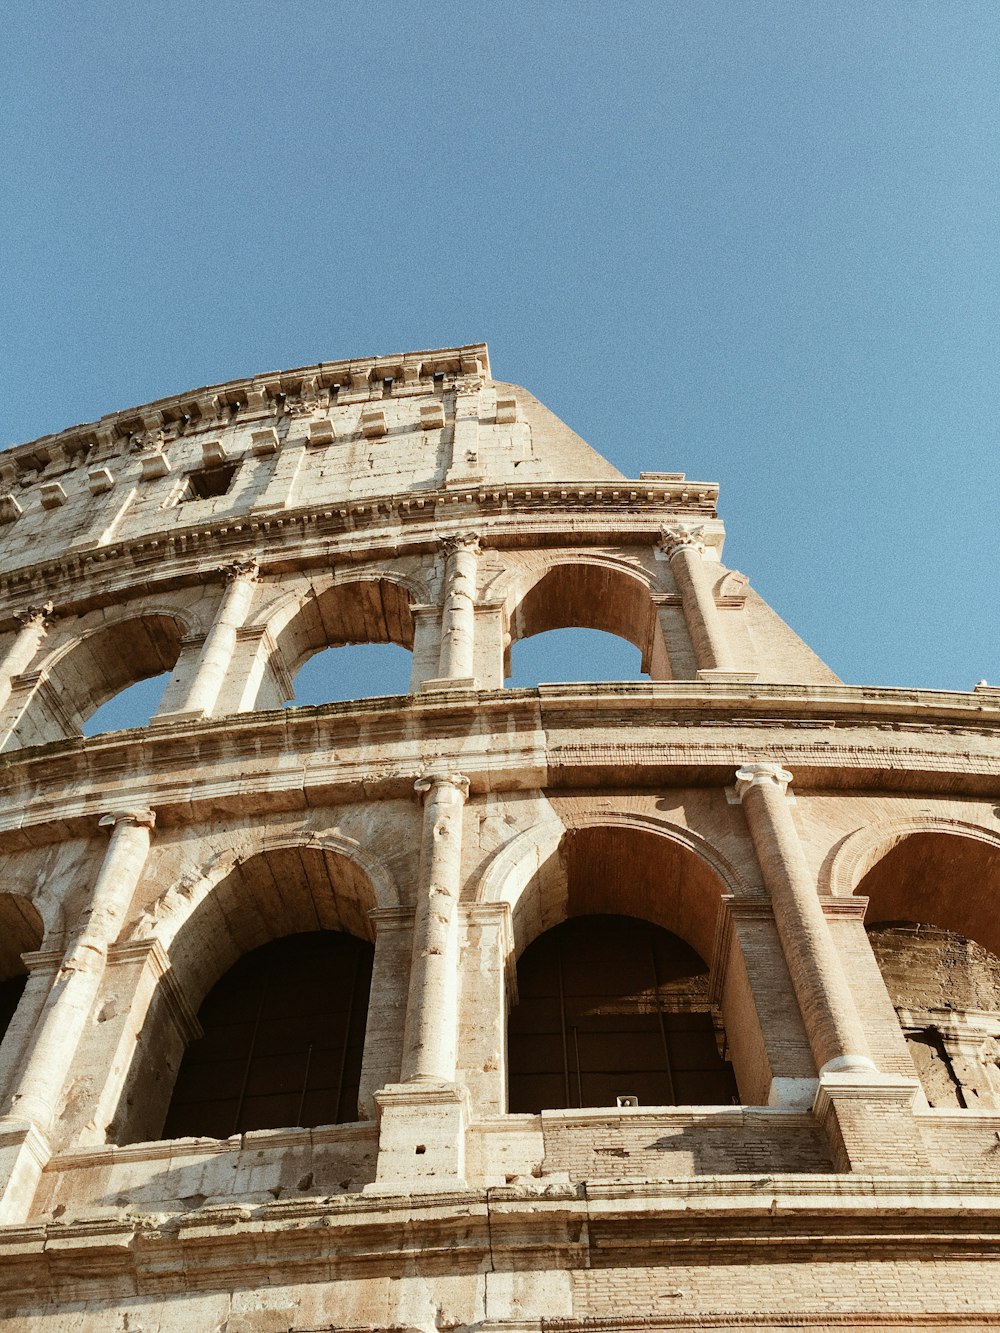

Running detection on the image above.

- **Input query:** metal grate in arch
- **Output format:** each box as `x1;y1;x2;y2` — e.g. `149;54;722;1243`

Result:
162;930;373;1140
507;915;738;1113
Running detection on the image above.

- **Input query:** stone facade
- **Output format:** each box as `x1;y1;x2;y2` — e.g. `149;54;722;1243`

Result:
0;343;997;1328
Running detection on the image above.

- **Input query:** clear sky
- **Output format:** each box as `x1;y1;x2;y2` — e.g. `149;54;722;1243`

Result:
3;1;997;707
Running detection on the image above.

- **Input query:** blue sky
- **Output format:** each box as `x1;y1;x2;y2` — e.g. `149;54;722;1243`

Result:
3;1;997;716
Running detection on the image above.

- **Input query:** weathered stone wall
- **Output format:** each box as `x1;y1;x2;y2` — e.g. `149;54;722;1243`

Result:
0;345;997;1328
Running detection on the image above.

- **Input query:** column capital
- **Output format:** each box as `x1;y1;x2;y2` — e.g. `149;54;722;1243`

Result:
98;808;156;833
658;523;707;557
14;601;54;630
222;558;259;584
414;772;470;802
440;533;481;557
735;763;793;801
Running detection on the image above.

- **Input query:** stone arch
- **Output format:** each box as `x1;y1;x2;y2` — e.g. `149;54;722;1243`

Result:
479;811;747;962
250;571;427;705
12;608;190;744
113;834;398;1144
490;815;747;1109
134;830;401;975
830;817;1000;953
500;556;667;679
0;892;46;1107
832;818;1000;1110
0;893;44;986
0;856;65;946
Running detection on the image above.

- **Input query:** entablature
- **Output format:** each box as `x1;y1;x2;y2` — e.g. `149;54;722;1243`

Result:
0;683;995;847
0;484;720;628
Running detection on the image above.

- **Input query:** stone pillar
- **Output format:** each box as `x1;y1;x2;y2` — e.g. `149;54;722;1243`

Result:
421;537;479;691
369;774;471;1191
154;561;258;723
660;526;747;679
0;605;52;714
735;764;926;1171
401;773;470;1083
359;909;413;1119
4;809;155;1133
408;605;442;692
735;764;873;1077
0;810;155;1220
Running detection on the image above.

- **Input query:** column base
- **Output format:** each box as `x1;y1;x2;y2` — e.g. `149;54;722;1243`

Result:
0;1118;51;1224
813;1070;928;1173
419;677;479;693
366;1081;471;1193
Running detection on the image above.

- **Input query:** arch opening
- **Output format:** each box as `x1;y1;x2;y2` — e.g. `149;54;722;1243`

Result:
508;914;738;1114
0;893;44;1051
113;843;382;1145
506;627;646;687
506;562;666;681
503;822;742;1112
11;613;186;748
274;579;415;682
82;671;172;735
163;930;374;1139
287;642;412;707
857;831;1000;1110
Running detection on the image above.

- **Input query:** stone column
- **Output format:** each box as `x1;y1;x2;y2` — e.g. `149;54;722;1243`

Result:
659;526;738;677
154;561;258;723
736;764;873;1077
422;536;479;690
370;775;472;1190
736;764;926;1171
401;773;470;1083
0;605;52;714
5;809;155;1133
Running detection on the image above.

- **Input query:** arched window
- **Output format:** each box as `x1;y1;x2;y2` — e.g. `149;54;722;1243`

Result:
268;578;416;709
10;613;186;749
162;931;374;1140
82;671;172;735
506;562;669;682
287;642;412;706
507;915;738;1113
857;830;1000;1110
506;627;645;687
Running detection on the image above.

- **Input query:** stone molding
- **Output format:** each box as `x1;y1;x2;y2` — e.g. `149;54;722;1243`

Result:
4;1177;1000;1304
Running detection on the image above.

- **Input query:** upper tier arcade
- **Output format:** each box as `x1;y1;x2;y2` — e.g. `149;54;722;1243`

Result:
0;342;840;754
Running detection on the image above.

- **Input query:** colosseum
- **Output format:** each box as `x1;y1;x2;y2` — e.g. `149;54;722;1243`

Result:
0;342;997;1329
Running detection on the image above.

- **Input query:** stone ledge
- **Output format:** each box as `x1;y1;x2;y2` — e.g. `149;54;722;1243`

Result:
5;1175;1000;1303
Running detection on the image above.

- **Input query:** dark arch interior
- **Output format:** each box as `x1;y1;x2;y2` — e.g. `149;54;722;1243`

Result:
507;915;738;1114
0;892;44;1047
162;930;374;1140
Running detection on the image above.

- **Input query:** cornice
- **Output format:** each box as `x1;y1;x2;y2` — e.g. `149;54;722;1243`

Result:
0;344;492;476
0;482;719;624
3;1175;1000;1304
0;683;995;844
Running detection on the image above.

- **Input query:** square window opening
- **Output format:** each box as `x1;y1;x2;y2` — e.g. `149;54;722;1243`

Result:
181;462;239;501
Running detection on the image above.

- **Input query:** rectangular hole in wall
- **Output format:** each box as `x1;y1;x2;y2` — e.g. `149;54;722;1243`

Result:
181;463;239;501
